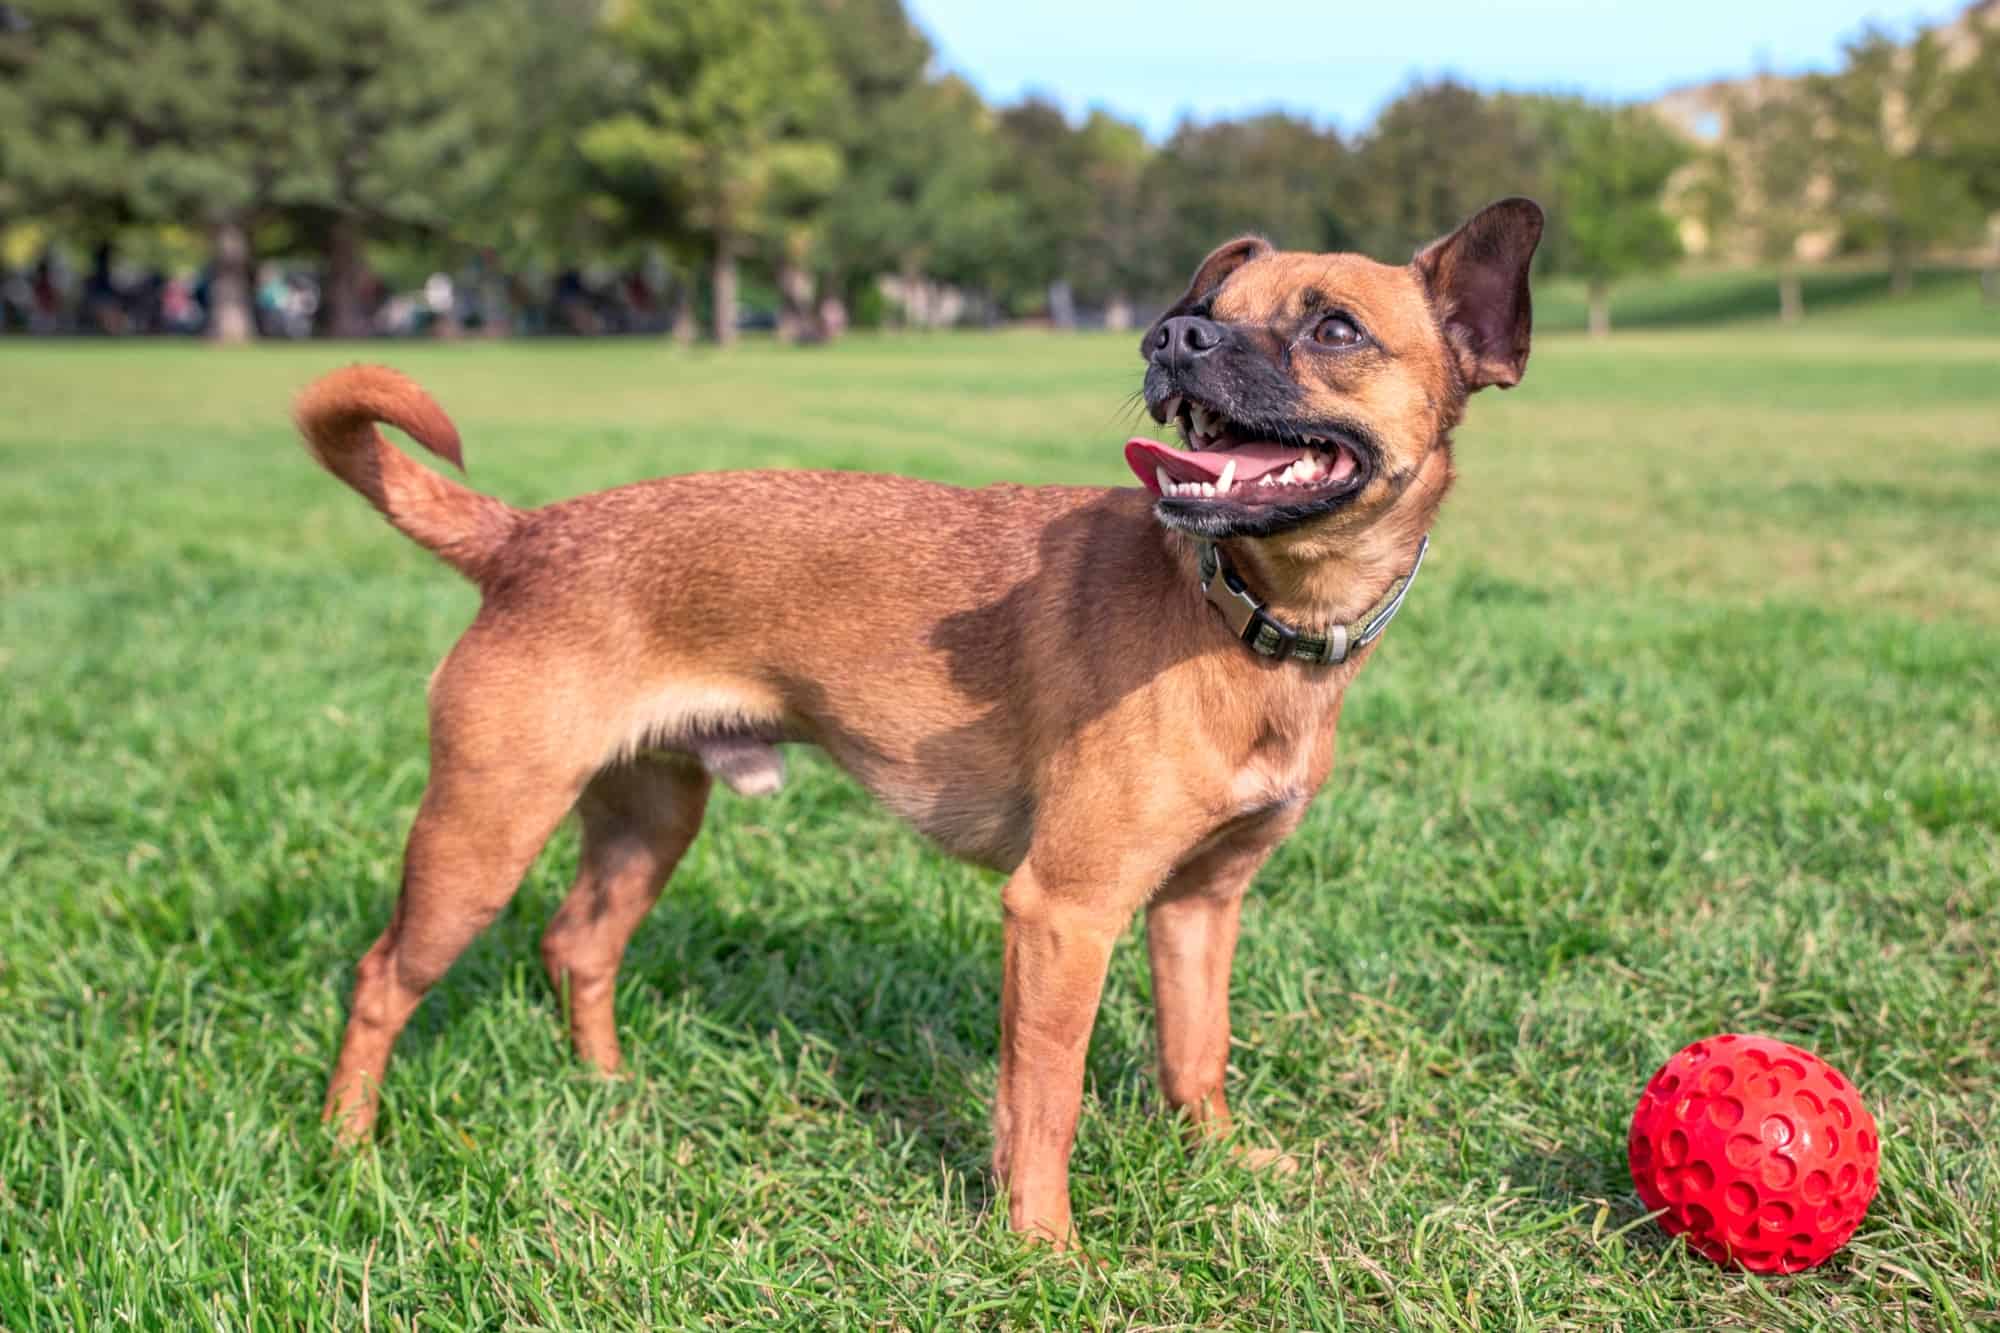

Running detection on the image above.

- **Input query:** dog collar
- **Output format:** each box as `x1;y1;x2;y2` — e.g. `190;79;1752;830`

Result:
1195;535;1429;665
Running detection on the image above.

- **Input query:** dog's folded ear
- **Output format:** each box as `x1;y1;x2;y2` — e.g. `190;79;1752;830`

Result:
1413;198;1544;392
1141;235;1273;357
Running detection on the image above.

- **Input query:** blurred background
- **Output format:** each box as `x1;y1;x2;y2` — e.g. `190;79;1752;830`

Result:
1;0;1995;345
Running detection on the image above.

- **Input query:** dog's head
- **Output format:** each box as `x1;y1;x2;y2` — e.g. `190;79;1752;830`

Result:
1127;198;1543;546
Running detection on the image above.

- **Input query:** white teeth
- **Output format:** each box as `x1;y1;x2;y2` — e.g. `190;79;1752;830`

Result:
1162;395;1183;423
1200;482;1214;497
1297;455;1320;481
1156;465;1173;495
1217;459;1237;494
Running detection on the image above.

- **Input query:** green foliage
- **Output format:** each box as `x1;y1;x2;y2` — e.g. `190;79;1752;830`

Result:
1806;26;1988;284
994;100;1156;309
1146;113;1351;280
581;0;844;259
1718;81;1824;265
1533;100;1686;286
8;0;268;227
4;0;592;335
9;0;536;229
815;55;1026;303
1;330;1996;1325
1934;18;2000;216
1353;81;1537;257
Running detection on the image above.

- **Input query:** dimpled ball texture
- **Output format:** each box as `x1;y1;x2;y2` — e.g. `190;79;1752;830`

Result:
1628;1034;1880;1273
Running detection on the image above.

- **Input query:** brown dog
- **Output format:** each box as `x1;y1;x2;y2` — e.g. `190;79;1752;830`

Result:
299;198;1542;1247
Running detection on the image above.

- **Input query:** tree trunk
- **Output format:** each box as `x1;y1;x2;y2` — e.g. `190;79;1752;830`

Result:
207;218;253;344
324;214;371;339
1777;268;1803;325
1586;279;1611;339
1984;258;1998;305
711;239;738;346
1104;292;1133;332
1889;250;1914;297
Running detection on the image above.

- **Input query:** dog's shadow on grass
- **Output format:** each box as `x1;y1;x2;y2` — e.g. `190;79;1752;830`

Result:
623;886;1002;1175
422;843;1153;1207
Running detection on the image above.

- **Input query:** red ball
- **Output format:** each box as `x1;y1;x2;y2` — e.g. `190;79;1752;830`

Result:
1628;1034;1879;1273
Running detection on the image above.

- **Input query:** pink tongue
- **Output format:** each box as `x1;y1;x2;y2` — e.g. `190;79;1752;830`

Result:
1125;437;1305;494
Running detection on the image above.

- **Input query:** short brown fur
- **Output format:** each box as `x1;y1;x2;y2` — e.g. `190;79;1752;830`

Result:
302;199;1542;1248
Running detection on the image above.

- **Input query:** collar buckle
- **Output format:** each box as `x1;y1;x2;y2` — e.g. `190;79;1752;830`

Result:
1244;606;1298;658
1206;558;1263;641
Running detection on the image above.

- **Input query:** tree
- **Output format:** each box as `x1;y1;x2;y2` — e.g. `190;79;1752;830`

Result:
582;0;844;345
1719;78;1824;322
259;0;581;338
1535;101;1686;336
820;74;1024;324
1143;113;1351;293
441;0;622;338
1353;82;1544;259
992;98;1094;321
1934;14;2000;299
5;0;540;341
993;100;1154;322
1066;111;1152;327
7;0;279;340
1808;25;1985;296
806;0;929;323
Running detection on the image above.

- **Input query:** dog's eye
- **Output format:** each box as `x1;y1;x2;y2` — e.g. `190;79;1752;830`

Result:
1313;314;1364;348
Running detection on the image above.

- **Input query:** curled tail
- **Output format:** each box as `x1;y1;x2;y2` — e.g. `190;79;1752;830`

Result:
293;365;520;581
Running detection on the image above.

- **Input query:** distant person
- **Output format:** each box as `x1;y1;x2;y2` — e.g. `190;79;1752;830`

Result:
30;250;65;334
83;242;128;335
161;274;200;335
552;268;600;336
424;271;458;338
256;264;289;338
134;268;167;334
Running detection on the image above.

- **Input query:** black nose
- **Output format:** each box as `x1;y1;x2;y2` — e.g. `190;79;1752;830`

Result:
1151;315;1224;368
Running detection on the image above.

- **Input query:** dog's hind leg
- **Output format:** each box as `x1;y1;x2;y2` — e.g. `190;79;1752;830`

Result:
539;756;711;1072
323;765;585;1141
322;642;602;1142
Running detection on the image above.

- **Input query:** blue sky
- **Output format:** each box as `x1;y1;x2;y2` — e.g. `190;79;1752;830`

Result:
903;1;1968;138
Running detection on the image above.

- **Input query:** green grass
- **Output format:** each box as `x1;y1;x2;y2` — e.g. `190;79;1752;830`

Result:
2;319;1996;1329
1535;265;2000;336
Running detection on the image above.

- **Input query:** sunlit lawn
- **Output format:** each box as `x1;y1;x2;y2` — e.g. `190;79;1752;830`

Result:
2;298;1996;1326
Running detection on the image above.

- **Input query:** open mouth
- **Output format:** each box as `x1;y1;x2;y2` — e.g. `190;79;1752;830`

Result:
1126;396;1366;503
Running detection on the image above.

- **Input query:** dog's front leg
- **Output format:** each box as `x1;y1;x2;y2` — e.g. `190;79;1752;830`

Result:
1146;820;1294;1162
992;860;1140;1248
